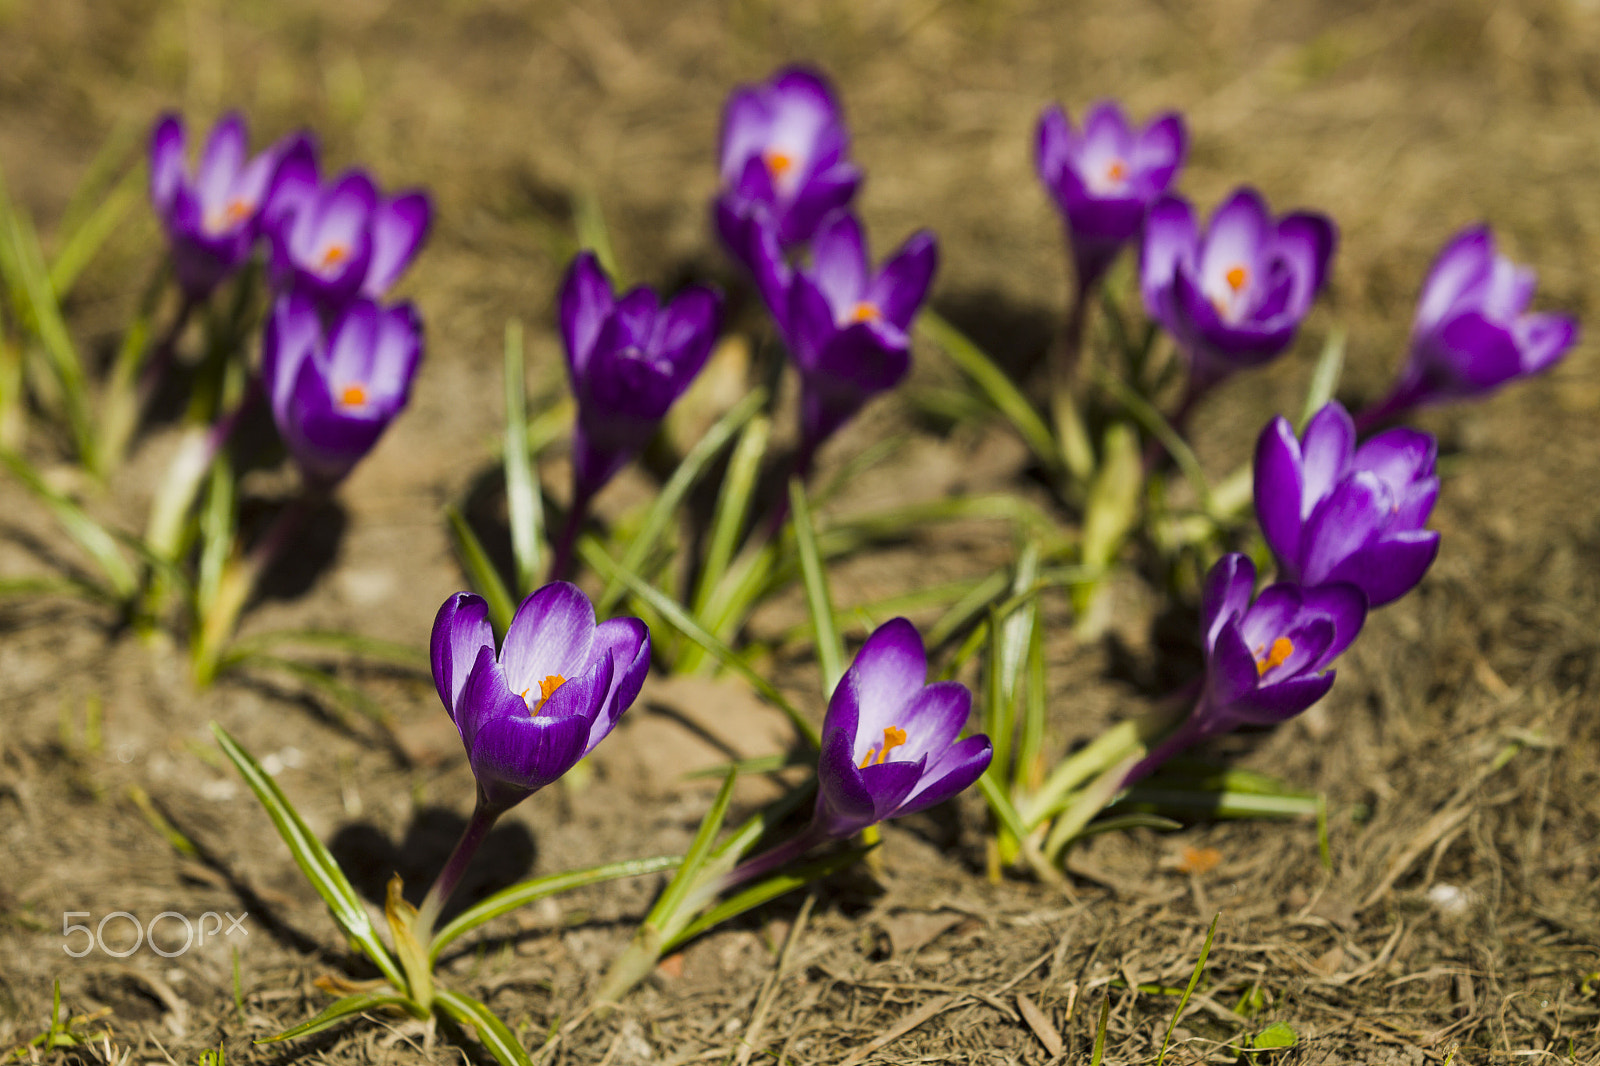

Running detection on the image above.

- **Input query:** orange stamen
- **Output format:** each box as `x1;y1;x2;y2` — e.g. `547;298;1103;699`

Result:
1105;159;1127;183
859;725;908;768
1225;265;1248;292
225;199;251;223
848;302;880;324
520;673;568;713
764;150;793;178
320;243;349;269
1254;637;1294;676
339;383;367;407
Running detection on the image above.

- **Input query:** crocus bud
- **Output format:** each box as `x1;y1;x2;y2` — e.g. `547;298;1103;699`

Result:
1255;402;1440;608
431;584;649;812
1035;101;1186;293
812;617;991;840
714;66;862;277
261;291;423;489
558;251;721;504
1359;225;1578;427
1141;187;1336;395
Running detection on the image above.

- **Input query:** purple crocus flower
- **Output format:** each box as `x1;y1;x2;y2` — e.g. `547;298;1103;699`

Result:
264;159;432;311
1255;402;1440;608
1123;554;1366;786
261;290;423;489
559;251;721;505
1141;187;1336;397
430;584;649;811
148;112;313;300
714;66;862;276
757;212;937;471
1036;101;1186;293
1358;225;1578;429
812;618;991;840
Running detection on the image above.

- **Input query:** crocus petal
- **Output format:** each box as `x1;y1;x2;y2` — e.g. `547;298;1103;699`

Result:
365;190;432;297
468;710;592;805
1514;312;1578;375
1414;226;1492;335
583;618;651;754
1035;105;1073;190
1298;403;1356;516
1433;312;1525;390
261;291;324;422
868;230;938;330
856;758;924;822
1275;213;1338;312
1200;553;1255;652
499;581;598;698
149;114;187;217
196;113;247;211
897;734;993;816
431;592;494;719
810;212;870;312
1254;416;1306;569
559;251;616;376
1198;188;1270;292
1352;427;1435;487
815;725;878;834
1325;532;1440;608
893;680;973;764
1232;671;1336;724
1140;196;1197;329
830;618;927;760
1298;583;1368;662
1206;620;1263;715
456;645;529;751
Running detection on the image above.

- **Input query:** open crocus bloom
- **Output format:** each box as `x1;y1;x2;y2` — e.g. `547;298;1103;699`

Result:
1255;402;1440;607
261;291;423;488
148;112;311;299
1035;101;1186;292
559;251;721;503
714;66;862;276
1123;554;1366;787
1360;225;1578;426
431;585;649;811
759;211;937;469
812;618;991;840
1141;187;1336;394
264;160;432;311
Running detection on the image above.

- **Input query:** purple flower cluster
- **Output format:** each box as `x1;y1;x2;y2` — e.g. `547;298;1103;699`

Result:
149;113;433;488
714;67;938;471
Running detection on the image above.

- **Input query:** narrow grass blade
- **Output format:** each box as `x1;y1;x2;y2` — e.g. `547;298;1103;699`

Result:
429;855;682;963
1;197;99;473
581;538;818;748
1156;913;1219;1066
525;396;574;457
49;167;142;299
224;653;393;728
1113;787;1319;820
666;847;868;950
1016;621;1047;793
1092;365;1208;512
927;567;1010;651
788;477;844;696
690;413;769;620
1089;996;1110;1066
226;629;428;671
976;773;1030;847
819;494;1060;547
571;188;620;283
0;451;134;599
56;118;142;249
646;769;737;932
681;538;776;673
194;453;235;616
435;988;534;1066
917;310;1058;475
212;723;405;988
0;575;108;602
502;318;544;594
260;993;419;1044
1298;329;1346;429
598;387;767;614
445;503;515;634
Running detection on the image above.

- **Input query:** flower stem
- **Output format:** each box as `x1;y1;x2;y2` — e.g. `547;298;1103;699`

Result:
414;798;503;946
547;482;592;583
716;826;827;895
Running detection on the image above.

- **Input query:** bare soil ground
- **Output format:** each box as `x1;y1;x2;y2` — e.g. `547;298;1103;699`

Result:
2;0;1599;1063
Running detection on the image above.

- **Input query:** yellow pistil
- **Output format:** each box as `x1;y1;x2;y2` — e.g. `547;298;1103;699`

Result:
1254;637;1294;676
519;673;568;713
339;383;367;407
858;725;908;769
764;150;793;178
848;302;880;324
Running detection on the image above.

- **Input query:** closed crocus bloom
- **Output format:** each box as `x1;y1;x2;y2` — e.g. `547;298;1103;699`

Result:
261;291;423;489
1255;402;1440;608
714;66;862;276
148;112;313;300
1035;101;1186;293
559;251;721;503
1359;226;1578;428
1123;554;1366;786
431;584;649;811
265;162;432;311
812;618;991;840
770;212;937;470
1141;187;1336;395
